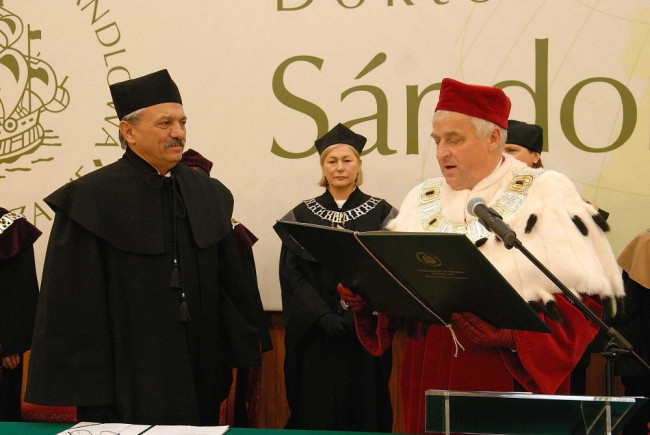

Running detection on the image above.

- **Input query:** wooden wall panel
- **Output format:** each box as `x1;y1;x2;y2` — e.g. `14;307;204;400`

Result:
257;312;290;429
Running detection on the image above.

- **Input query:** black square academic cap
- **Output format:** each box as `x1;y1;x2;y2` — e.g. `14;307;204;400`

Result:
314;123;367;155
110;69;182;120
507;120;543;153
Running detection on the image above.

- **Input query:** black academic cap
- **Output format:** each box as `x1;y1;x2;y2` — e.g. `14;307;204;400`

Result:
507;120;543;153
110;69;182;120
314;123;367;155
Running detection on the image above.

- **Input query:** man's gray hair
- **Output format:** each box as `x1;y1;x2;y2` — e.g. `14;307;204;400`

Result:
118;108;146;149
433;110;507;149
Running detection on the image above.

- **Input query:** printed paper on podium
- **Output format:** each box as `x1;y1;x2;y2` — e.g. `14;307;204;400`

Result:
275;220;549;333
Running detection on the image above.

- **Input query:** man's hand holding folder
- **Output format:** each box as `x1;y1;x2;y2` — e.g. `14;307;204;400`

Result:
337;283;368;313
452;312;515;349
337;284;393;356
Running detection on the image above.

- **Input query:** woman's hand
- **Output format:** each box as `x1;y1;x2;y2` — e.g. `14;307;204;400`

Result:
2;353;21;370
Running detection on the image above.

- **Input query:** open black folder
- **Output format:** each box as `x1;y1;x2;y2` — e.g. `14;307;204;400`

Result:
274;220;550;333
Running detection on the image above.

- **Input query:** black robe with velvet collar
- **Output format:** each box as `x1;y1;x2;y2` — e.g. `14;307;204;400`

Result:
277;188;397;432
25;148;264;426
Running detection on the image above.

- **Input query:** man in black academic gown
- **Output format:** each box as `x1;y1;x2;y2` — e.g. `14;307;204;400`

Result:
25;70;266;426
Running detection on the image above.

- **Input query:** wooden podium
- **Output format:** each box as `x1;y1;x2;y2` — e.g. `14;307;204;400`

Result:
425;389;646;434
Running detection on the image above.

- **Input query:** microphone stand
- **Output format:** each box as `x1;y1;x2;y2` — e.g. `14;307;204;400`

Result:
507;237;650;394
477;211;650;395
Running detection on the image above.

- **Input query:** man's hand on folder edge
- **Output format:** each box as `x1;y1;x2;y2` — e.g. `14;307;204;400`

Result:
337;283;368;313
452;312;515;349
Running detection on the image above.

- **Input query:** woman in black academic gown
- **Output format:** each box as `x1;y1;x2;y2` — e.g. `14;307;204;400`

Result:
277;123;397;432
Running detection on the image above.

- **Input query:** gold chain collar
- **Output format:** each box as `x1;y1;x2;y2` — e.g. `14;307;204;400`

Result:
418;168;542;242
0;211;25;236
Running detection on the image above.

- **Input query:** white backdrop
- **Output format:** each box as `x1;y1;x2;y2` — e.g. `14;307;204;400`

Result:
2;1;649;310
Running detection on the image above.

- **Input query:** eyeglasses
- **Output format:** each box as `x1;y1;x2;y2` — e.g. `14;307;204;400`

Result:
68;431;120;435
66;423;134;435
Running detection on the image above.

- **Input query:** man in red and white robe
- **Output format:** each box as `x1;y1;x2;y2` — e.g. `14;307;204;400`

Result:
340;78;623;434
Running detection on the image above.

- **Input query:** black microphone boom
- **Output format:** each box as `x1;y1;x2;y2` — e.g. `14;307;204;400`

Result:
467;197;518;246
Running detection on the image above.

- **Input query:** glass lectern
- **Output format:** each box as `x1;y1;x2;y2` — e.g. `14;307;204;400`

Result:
425;389;646;434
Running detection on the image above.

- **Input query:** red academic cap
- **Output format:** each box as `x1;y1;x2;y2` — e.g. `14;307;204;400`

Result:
180;149;213;176
435;78;511;129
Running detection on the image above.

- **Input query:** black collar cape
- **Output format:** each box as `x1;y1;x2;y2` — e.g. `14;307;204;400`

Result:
44;147;233;253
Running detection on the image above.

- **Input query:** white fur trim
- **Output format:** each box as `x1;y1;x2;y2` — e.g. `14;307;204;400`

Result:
390;154;623;302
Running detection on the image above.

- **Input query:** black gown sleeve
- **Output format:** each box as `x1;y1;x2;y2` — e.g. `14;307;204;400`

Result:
237;239;273;352
25;213;114;406
0;246;39;357
0;211;41;357
216;229;265;368
279;244;332;350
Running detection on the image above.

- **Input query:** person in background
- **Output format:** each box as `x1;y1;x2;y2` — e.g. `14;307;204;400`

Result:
180;148;214;176
340;78;624;433
179;148;272;427
0;209;40;421
506;119;609;221
275;123;397;432
25;70;266;426
504;120;543;168
506;119;612;395
610;230;650;434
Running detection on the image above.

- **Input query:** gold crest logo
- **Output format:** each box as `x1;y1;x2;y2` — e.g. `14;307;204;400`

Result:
416;251;441;266
0;1;69;170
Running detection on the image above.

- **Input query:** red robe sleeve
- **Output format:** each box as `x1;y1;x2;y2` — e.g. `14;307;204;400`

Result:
354;311;393;356
501;294;602;394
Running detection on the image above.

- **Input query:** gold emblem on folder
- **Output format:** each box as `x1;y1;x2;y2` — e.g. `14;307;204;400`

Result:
416;251;441;266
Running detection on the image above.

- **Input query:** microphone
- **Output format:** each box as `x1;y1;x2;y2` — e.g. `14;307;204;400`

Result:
467;197;518;246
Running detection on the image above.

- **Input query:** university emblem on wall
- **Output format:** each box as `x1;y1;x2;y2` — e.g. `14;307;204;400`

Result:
0;1;69;172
